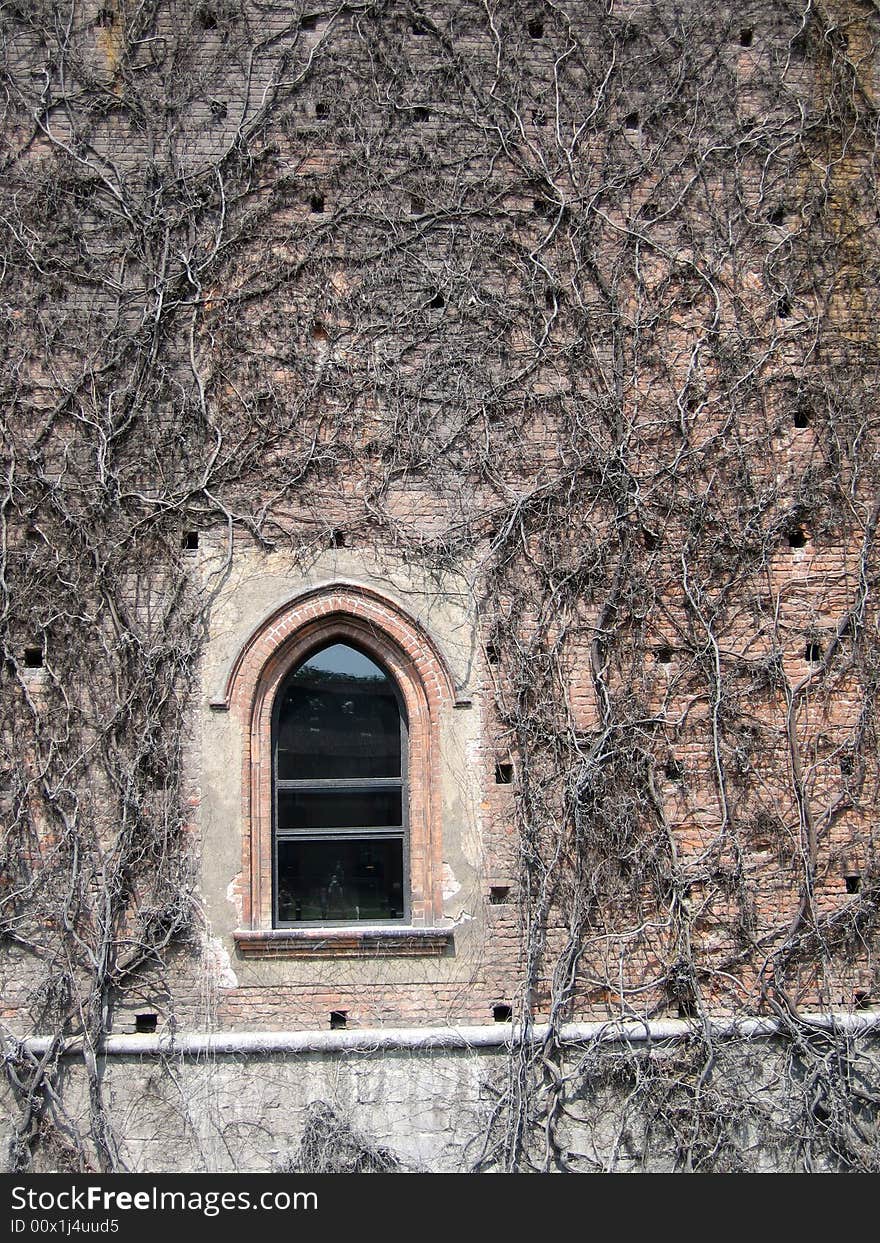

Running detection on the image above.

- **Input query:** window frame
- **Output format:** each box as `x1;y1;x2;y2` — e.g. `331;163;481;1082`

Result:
271;641;411;927
219;584;457;956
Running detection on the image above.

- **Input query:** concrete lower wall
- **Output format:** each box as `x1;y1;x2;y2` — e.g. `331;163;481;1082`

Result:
4;1016;880;1172
5;1044;499;1173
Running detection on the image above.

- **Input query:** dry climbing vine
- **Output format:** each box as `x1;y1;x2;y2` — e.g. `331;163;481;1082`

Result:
1;0;879;1171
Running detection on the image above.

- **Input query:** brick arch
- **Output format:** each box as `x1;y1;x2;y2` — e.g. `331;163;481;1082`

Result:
225;583;455;932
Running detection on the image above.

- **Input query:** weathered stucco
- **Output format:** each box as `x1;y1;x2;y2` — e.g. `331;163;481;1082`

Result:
194;535;490;1006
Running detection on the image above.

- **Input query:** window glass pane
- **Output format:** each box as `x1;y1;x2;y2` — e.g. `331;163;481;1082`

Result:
277;837;405;922
278;788;402;830
276;643;401;779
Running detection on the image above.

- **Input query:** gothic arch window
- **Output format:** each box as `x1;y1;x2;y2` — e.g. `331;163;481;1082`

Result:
220;584;456;957
273;641;408;925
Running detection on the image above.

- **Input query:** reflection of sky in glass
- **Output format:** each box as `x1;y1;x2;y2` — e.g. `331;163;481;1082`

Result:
302;643;385;680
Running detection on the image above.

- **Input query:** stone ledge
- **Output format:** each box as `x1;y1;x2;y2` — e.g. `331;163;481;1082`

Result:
233;926;454;958
17;1010;880;1059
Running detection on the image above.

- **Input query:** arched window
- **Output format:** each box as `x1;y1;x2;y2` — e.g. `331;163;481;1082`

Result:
221;584;458;956
273;642;408;925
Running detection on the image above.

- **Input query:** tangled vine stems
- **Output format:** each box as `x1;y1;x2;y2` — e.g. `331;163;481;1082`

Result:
0;0;878;1170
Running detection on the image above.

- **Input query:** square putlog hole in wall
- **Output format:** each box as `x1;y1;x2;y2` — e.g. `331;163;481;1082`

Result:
135;1013;158;1034
309;193;325;214
495;763;514;785
845;874;861;894
330;1010;348;1030
489;886;511;905
493;1004;513;1022
183;531;199;551
23;648;43;669
194;4;218;29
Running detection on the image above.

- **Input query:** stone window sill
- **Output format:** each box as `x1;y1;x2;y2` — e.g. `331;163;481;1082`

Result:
233;926;454;959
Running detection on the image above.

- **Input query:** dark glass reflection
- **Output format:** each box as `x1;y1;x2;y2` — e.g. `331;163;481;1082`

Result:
278;788;402;830
277;837;404;922
276;643;401;779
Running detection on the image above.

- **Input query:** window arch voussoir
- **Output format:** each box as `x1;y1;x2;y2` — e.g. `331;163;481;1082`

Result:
222;585;454;956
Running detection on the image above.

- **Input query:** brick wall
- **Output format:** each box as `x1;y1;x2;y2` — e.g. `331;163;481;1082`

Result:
1;0;879;1170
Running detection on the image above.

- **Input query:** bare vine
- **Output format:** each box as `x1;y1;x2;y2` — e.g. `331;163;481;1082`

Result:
0;0;878;1171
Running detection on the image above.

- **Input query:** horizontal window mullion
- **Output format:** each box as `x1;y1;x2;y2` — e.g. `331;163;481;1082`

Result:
276;778;404;791
275;828;404;841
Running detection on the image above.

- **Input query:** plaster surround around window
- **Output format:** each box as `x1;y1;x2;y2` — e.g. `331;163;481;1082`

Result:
208;581;463;959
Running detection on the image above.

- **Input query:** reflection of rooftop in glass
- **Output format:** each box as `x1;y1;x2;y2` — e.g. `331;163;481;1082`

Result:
277;643;402;780
299;642;386;681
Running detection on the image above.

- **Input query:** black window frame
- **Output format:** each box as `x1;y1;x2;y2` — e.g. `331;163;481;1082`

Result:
271;640;410;927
